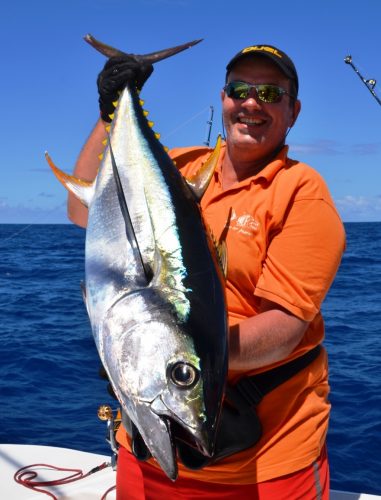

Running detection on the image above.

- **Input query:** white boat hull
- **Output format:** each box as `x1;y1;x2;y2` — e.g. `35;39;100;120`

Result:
0;444;116;499
0;444;379;499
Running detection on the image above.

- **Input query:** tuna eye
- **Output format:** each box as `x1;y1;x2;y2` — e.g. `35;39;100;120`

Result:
170;363;199;388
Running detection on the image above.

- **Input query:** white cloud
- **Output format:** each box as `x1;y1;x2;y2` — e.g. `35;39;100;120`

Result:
38;192;56;199
290;140;381;156
335;195;381;222
0;199;69;224
351;143;381;155
291;140;342;155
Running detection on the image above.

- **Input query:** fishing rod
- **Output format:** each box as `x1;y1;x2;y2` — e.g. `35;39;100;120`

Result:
204;105;214;147
344;55;381;106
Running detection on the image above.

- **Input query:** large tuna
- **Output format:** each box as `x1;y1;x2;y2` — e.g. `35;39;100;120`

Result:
46;35;228;480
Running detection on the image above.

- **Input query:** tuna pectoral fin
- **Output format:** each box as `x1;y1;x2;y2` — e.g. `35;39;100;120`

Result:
108;140;153;285
185;135;222;201
84;33;202;64
45;152;95;208
133;404;178;480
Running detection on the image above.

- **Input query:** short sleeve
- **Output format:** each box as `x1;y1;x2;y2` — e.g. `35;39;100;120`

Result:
255;198;346;321
169;146;212;175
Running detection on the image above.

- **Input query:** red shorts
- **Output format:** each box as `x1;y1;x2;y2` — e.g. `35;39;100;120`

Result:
116;444;329;500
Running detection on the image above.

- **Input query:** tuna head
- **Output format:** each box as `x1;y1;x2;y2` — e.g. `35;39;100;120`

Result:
100;288;213;480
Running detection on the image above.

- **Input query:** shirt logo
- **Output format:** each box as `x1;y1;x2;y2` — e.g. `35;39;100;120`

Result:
228;209;260;236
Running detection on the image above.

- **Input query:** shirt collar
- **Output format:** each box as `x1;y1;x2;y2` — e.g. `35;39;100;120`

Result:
215;143;289;187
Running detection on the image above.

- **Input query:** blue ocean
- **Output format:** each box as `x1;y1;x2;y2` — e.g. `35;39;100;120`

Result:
0;223;380;495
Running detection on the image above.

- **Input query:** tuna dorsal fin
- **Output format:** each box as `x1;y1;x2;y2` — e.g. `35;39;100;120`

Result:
185;135;222;201
83;34;202;64
108;139;153;285
45;152;95;208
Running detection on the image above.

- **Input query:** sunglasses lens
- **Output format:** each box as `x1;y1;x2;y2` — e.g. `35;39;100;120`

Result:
256;85;283;103
225;82;285;103
226;82;250;99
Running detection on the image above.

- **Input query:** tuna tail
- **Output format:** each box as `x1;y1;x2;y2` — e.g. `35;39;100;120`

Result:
83;33;202;64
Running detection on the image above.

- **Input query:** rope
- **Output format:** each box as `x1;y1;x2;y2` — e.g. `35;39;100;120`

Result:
14;461;114;499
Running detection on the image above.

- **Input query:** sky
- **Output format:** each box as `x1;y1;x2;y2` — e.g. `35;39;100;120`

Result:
1;0;381;223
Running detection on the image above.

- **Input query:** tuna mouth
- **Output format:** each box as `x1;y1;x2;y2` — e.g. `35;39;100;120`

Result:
129;396;212;480
134;416;213;473
170;419;213;458
131;402;178;480
150;395;212;457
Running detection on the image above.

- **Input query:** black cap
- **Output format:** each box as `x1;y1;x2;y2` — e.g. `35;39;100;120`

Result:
226;44;299;96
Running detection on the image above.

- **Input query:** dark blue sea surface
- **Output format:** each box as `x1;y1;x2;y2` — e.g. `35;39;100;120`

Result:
0;223;380;494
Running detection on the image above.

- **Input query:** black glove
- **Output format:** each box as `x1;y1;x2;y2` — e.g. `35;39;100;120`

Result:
97;55;154;122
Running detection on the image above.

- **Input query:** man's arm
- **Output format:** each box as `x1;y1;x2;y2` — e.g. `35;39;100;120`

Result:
229;194;345;372
229;299;309;371
67;119;107;228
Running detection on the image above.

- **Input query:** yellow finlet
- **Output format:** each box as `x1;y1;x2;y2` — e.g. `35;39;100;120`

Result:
155;133;161;139
148;121;154;128
108;113;115;121
98;153;104;161
112;100;119;107
105;125;111;133
139;99;145;106
143;110;149;117
102;139;107;146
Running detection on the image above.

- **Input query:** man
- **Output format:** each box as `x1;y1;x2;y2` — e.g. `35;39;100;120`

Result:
68;43;345;499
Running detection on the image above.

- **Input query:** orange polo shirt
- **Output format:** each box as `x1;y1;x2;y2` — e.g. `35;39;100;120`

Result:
116;142;346;484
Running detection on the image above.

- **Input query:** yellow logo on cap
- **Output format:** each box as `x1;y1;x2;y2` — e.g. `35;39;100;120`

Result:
241;46;283;58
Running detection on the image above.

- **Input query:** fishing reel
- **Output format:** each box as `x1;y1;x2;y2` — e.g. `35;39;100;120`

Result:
98;405;121;470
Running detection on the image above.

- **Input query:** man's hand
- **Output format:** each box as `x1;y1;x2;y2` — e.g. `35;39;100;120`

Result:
97;55;154;122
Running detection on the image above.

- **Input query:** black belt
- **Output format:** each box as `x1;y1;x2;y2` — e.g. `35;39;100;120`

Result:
234;344;322;407
177;344;322;469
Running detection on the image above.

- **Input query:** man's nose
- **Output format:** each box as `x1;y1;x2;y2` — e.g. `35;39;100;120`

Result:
242;94;262;109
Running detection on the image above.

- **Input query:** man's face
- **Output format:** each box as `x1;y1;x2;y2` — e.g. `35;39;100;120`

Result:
221;56;301;163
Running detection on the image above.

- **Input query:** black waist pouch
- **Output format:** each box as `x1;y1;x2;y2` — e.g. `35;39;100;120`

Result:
177;383;262;469
177;345;322;469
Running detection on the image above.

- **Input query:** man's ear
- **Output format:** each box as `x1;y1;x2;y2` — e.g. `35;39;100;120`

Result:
290;99;301;127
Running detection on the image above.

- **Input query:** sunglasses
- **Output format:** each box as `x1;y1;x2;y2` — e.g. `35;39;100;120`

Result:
224;81;293;103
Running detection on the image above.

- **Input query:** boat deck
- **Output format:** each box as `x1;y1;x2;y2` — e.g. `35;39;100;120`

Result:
0;444;379;499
